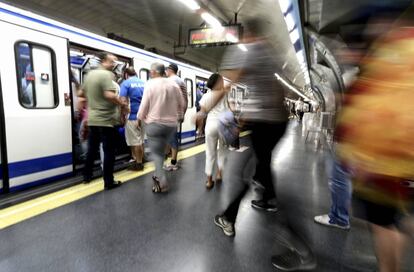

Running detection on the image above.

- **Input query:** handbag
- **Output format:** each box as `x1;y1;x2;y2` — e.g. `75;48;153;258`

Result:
218;110;239;146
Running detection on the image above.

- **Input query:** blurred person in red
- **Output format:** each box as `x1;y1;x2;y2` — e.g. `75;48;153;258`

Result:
336;10;414;272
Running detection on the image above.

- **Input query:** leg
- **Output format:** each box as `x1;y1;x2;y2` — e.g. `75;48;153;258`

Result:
251;122;287;201
217;136;228;180
83;126;101;182
371;224;405;272
204;121;218;183
223;184;249;222
136;145;144;164
101;127;116;187
328;159;352;226
147;124;174;187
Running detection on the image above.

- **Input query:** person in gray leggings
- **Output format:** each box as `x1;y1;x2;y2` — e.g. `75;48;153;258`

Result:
137;62;185;193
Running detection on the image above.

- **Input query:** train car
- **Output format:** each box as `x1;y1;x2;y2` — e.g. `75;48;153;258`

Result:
0;2;246;194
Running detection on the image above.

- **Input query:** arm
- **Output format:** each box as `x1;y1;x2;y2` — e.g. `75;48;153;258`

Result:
176;85;186;121
206;68;243;110
103;90;126;106
137;83;150;122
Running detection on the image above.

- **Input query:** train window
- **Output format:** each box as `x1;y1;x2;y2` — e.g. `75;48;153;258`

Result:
15;42;58;108
185;78;194;108
139;68;149;82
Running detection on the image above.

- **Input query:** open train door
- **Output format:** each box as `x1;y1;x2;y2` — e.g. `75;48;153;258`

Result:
0;21;72;192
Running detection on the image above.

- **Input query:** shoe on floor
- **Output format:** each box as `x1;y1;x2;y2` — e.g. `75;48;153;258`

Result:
105;180;122;190
271;250;316;271
129;162;144;171
251;199;278;212
163;163;179;171
214;215;235;237
314;214;350;230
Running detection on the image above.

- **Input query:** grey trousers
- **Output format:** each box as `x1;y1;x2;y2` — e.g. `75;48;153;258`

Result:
145;123;176;185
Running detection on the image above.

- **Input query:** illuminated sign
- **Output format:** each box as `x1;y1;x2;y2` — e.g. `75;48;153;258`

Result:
188;25;242;46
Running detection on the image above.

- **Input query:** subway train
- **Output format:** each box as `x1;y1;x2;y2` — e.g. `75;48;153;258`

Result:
0;3;247;193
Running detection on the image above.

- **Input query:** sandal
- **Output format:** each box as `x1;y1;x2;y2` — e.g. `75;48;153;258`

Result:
152;176;161;193
206;180;214;190
152;176;169;193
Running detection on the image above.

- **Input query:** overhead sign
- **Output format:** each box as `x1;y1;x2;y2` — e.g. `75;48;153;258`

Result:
188;25;242;47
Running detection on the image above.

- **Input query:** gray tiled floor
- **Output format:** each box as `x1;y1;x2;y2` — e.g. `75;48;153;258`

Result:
0;122;413;272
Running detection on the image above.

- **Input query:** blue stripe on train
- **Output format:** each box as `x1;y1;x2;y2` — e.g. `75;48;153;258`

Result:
8;153;72;178
181;130;196;139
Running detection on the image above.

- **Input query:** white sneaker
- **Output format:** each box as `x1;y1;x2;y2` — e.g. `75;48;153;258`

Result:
314;214;350;230
163;163;179;171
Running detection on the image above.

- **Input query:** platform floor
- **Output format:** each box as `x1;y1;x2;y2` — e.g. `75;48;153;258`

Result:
0;122;413;272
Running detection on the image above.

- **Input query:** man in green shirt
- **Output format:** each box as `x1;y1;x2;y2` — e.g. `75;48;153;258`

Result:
79;52;126;190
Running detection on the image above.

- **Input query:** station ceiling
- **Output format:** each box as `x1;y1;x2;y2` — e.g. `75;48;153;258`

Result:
4;0;306;90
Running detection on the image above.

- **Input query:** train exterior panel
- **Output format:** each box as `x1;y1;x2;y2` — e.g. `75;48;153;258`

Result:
0;2;244;193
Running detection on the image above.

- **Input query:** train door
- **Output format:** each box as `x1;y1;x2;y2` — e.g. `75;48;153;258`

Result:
0;21;72;192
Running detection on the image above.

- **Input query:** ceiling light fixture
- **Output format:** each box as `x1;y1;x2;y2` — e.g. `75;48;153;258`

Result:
289;28;300;44
275;72;310;100
201;12;224;31
284;13;296;32
178;0;200;10
278;0;292;14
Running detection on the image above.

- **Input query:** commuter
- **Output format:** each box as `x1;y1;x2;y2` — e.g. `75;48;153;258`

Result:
195;86;205;138
295;98;304;121
120;67;145;171
164;63;188;171
336;19;414;272
209;18;316;270
137;62;185;193
80;52;127;190
198;73;229;189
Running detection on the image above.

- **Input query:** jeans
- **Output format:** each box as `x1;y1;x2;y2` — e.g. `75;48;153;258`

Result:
327;156;352;226
145;123;176;184
84;126;116;187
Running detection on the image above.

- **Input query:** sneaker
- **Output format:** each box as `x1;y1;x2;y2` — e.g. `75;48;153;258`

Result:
214;215;235;237
314;214;350;230
251;199;278;212
163;163;179;171
271;250;317;271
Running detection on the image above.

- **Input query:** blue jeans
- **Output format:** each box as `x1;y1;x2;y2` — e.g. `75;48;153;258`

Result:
327;156;352;226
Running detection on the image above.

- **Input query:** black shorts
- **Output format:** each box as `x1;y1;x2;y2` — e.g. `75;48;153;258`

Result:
353;196;406;227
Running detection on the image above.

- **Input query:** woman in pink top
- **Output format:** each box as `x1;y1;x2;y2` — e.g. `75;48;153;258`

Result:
137;62;185;193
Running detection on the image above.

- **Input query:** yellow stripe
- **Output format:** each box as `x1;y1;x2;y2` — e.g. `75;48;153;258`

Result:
0;131;250;229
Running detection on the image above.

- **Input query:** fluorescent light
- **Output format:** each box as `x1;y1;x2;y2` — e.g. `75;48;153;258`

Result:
226;33;239;43
296;50;305;63
201;12;223;31
278;0;292;14
275;72;310;100
178;0;200;10
238;44;248;52
289;28;300;44
284;13;296;32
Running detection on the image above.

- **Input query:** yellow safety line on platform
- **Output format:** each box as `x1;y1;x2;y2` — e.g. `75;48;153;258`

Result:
0;131;250;230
